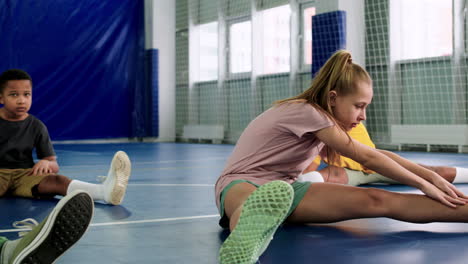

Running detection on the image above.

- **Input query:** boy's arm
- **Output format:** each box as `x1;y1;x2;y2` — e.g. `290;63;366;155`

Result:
30;156;59;176
33;118;58;175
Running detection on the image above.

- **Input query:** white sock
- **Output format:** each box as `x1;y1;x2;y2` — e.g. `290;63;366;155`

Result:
67;180;104;201
454;167;468;183
297;171;324;183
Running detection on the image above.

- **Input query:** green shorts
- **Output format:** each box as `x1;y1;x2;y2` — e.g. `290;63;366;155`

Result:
218;180;311;228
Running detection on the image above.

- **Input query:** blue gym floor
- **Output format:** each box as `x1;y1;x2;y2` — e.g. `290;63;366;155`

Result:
2;142;468;264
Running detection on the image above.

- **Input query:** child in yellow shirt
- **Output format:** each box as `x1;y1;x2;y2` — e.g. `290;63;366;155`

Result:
300;123;468;185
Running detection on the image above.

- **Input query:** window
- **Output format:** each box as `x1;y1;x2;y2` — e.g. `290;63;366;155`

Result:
302;5;316;67
198;22;218;81
393;0;452;60
259;5;291;74
229;20;252;74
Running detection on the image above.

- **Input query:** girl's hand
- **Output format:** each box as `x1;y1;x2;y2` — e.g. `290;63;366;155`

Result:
429;172;468;202
29;160;52;176
419;179;468;208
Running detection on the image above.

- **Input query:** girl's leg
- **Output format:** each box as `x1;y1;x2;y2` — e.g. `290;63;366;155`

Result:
419;164;456;182
287;182;468;224
419;165;468;184
220;181;294;264
223;182;257;231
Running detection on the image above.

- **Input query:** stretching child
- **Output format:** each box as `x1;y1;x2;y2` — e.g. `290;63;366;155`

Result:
1;190;93;264
0;69;131;205
298;123;468;186
216;50;468;264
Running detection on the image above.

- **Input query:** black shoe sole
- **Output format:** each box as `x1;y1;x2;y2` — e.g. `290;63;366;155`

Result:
17;192;94;264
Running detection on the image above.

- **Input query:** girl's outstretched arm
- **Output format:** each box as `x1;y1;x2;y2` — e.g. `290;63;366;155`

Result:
315;125;467;207
377;149;468;200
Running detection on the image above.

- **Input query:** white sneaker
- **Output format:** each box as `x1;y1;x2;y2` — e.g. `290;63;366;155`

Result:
102;151;131;205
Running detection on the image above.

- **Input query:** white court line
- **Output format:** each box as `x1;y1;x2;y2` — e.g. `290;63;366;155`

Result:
60;157;227;169
90;214;219;227
129;183;214;187
0;214;219;233
60;165;222;172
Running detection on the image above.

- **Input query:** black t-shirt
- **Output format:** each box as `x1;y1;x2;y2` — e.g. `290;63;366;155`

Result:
0;115;55;169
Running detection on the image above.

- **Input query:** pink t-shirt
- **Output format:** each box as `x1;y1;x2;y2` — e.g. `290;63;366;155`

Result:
214;102;334;210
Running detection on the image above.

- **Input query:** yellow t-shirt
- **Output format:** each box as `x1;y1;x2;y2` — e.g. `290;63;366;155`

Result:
313;123;375;174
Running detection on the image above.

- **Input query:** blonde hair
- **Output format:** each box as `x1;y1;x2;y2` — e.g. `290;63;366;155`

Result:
275;50;372;172
275;50;371;118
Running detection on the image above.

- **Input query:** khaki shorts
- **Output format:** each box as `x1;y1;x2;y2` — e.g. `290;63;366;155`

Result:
0;169;52;198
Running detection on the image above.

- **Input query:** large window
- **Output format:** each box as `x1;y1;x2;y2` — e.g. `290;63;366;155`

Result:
302;5;316;67
393;0;452;60
229;20;252;75
198;22;218;81
259;5;291;74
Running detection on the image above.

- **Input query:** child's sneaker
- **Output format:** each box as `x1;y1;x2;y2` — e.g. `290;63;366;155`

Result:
1;191;93;264
102;151;131;205
219;180;294;264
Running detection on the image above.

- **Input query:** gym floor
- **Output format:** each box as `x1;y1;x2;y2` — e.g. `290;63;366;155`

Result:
1;142;468;264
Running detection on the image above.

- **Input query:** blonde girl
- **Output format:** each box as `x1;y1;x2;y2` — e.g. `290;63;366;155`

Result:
216;50;468;264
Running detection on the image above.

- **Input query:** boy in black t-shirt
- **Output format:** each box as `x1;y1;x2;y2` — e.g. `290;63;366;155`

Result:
0;69;132;263
0;69;131;204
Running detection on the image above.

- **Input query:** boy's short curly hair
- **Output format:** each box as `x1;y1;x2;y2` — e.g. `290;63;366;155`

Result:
0;69;32;94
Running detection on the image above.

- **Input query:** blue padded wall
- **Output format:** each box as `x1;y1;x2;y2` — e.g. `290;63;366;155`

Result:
312;10;347;76
0;0;147;140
